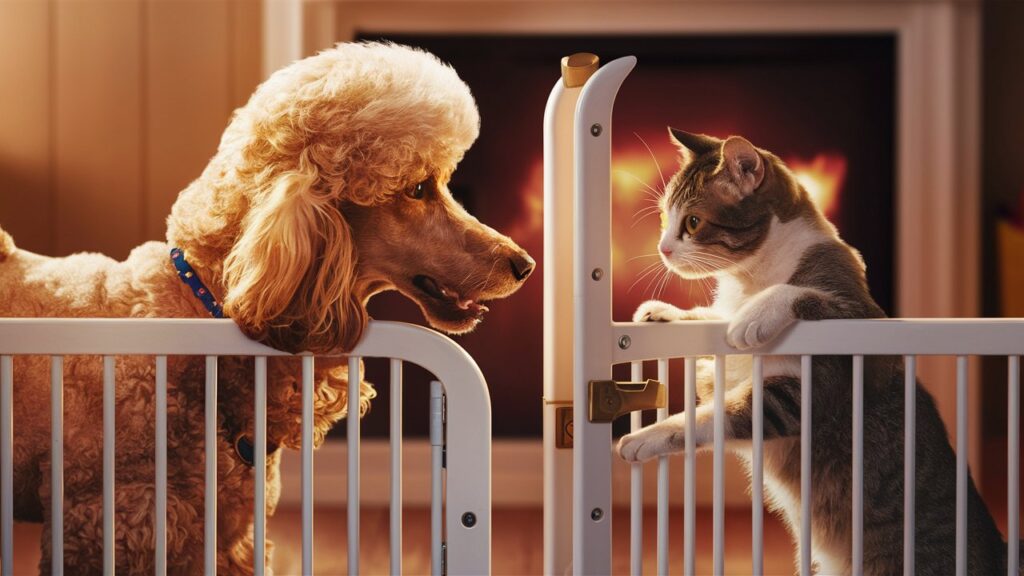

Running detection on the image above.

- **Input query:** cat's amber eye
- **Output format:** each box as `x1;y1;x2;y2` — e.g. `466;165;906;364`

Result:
406;179;430;200
684;214;703;235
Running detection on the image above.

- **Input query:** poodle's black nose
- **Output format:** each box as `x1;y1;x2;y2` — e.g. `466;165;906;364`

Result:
509;252;535;282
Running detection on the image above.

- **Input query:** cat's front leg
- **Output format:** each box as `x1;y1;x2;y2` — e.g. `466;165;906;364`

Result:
617;401;722;462
618;375;803;462
617;413;689;462
726;284;827;349
634;300;721;322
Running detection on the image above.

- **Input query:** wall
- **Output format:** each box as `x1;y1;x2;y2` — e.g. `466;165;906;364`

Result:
0;0;262;260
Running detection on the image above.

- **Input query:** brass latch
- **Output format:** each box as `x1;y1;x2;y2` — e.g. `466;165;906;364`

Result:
588;379;666;423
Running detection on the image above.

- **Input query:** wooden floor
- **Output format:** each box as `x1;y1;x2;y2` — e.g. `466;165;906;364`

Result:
6;506;796;575
268;506;796;575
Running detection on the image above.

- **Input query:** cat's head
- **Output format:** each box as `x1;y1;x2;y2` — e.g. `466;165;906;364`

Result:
656;128;820;279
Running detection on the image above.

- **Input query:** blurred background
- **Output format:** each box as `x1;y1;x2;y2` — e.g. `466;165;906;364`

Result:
0;0;1021;573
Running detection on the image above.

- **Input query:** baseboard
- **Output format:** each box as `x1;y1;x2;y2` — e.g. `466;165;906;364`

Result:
279;438;752;508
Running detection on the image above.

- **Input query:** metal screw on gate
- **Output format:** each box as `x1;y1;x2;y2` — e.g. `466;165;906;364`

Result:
590;123;602;137
461;512;477;528
618;335;631;350
591;508;604;521
591;268;604;281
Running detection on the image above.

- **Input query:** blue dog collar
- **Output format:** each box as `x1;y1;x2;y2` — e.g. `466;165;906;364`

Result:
170;248;224;318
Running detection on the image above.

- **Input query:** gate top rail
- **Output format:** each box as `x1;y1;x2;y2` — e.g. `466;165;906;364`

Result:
0;317;452;357
0;318;488;400
609;318;1024;362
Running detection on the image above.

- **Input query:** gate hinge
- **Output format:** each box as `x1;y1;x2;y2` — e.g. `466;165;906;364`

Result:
588;379;666;423
555;406;574;449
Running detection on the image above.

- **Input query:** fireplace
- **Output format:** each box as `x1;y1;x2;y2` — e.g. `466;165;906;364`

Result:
350;33;895;438
282;0;982;497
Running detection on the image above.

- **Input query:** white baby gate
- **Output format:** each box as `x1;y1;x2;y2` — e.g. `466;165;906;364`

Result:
543;54;1022;575
0;318;491;575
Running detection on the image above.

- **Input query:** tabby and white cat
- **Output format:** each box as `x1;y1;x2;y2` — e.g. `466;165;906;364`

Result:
616;129;1010;574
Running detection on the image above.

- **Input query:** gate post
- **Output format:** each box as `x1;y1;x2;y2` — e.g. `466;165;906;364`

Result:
543;53;597;576
572;56;635;576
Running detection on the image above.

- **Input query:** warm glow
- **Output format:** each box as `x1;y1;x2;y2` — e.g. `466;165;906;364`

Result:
522;146;850;321
788;153;847;219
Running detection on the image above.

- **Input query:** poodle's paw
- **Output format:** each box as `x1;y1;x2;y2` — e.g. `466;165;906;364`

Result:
616;420;685;462
633;300;706;323
726;303;794;350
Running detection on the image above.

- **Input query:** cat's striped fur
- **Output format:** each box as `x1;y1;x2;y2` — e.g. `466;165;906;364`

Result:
617;130;1012;575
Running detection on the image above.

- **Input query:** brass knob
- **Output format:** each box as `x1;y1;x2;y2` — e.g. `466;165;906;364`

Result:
561;53;599;88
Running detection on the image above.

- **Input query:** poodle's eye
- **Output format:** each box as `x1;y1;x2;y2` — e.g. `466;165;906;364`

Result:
406;179;430;200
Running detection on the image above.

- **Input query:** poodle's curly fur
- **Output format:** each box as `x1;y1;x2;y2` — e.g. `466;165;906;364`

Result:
0;42;531;574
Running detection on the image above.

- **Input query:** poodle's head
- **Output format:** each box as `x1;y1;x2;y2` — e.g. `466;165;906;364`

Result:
171;42;532;353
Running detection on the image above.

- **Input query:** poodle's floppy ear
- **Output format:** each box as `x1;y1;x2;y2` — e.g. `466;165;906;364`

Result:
222;158;365;354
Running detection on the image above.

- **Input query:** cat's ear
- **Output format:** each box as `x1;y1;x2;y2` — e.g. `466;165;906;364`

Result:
720;136;764;196
668;128;719;164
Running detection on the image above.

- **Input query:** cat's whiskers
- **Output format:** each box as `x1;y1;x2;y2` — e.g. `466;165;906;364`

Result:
634;132;667;191
644;266;671;299
632;205;662;220
677;256;715;302
657;268;675;300
628;261;668;294
687;250;754;280
627;253;660;263
616;169;664;204
631;206;663;228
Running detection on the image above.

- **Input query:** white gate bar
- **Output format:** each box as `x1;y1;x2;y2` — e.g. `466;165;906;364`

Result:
800;355;811;576
301;356;314;576
429;381;443;576
752;355;764;575
1;355;12;576
1009;355;1020;576
683;356;696;576
390;358;403;575
254;356;267;576
713;355;725;575
348;356;361;576
852;355;864;574
155;355;168;576
204;356;217;576
51;355;63;575
956;355;967;576
572;55;635;576
542;54;589;576
612;319;1024;361
656;358;669;576
103;355;115;575
904;355;916;576
630;361;643;576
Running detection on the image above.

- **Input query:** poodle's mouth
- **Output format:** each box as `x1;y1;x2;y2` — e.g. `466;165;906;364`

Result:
411;275;489;320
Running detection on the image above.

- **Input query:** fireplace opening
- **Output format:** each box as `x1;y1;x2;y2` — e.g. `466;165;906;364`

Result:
353;34;896;438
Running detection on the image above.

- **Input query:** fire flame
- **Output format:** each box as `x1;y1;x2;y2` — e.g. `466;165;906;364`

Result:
787;153;847;219
513;147;849;320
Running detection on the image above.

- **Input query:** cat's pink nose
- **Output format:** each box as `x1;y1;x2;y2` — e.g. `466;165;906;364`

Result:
660;245;673;257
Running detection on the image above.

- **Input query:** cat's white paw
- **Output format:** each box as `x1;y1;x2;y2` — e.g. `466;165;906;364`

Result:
726;304;795;350
633;300;687;322
616;421;684;462
634;301;718;322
